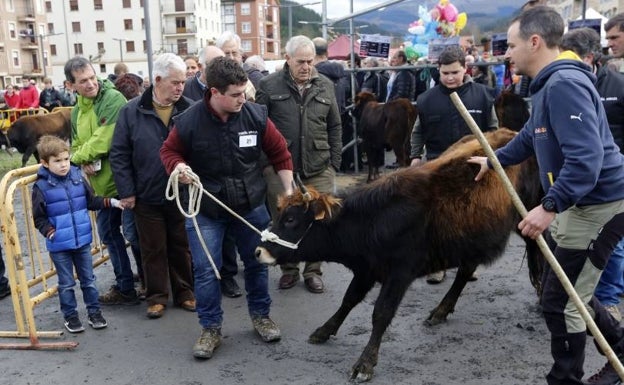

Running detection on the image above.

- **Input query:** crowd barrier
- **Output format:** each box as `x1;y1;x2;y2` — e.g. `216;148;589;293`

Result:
0;164;107;350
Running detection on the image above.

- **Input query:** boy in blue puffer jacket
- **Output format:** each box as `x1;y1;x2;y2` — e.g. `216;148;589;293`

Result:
32;135;123;333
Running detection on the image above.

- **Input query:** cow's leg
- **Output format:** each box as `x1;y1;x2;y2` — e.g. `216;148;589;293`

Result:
309;272;375;344
21;147;34;167
351;276;412;382
425;264;477;326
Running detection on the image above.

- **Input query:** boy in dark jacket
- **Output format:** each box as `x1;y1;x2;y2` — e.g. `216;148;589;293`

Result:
32;135;122;333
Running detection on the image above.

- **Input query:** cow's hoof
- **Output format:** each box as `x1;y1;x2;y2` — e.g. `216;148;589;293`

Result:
350;362;374;382
424;313;447;327
308;327;331;344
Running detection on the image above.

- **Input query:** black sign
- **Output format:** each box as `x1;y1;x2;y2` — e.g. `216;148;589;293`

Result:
492;33;508;57
568;18;602;36
359;34;391;58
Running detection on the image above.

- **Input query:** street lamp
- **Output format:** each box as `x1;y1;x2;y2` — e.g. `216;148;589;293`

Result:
113;38;126;62
18;31;63;79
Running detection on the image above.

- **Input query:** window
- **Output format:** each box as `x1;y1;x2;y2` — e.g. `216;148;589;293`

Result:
11;50;20;67
124;19;133;30
241;40;251;52
47;23;54;34
141;18;144;30
125;40;135;52
45;1;51;12
97;42;104;52
241;22;251;34
174;0;184;12
139;0;143;7
72;22;81;33
175;17;186;32
94;0;102;10
177;39;188;55
122;0;131;8
69;0;78;11
142;40;147;52
74;43;83;55
240;3;250;15
99;64;106;73
50;44;57;56
96;20;104;32
8;23;16;39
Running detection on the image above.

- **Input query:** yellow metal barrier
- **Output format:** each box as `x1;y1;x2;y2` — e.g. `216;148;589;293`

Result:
0;108;49;135
0;164;109;350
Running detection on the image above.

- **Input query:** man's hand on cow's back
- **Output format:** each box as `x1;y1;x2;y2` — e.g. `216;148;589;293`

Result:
467;156;489;181
410;158;422;167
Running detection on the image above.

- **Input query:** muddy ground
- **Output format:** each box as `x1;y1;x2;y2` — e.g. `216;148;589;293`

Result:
0;171;615;385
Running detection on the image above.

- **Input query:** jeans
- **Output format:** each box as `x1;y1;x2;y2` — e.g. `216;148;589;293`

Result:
595;237;624;306
50;244;100;319
186;204;271;329
96;207;135;294
122;209;144;283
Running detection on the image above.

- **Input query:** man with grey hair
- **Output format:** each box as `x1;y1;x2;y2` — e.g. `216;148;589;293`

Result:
110;53;195;319
182;45;225;100
215;31;256;101
256;35;342;294
561;27;624;330
243;55;268;89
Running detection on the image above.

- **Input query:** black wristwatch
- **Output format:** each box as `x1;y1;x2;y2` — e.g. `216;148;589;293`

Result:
541;197;557;213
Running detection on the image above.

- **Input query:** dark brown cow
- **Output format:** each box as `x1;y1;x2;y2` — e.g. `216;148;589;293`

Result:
354;92;417;182
7;108;72;166
495;90;530;132
256;128;543;382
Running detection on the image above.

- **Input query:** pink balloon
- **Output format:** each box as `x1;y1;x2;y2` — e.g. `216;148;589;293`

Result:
436;3;458;23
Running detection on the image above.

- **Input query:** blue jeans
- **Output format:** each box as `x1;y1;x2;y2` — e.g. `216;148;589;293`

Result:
122;209;144;283
50;244;100;319
96;207;135;294
595;237;624;306
186;205;271;329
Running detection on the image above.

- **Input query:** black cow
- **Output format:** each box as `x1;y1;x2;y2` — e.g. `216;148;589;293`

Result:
7;108;72;166
495;91;530;132
354;92;417;182
256;128;543;382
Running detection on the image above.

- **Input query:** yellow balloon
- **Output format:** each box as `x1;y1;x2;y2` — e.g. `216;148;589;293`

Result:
455;12;467;31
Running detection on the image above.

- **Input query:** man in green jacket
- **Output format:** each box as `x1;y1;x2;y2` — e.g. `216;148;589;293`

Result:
65;56;139;305
256;35;342;294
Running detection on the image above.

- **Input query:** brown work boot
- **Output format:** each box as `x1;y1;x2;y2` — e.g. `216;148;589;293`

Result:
193;328;222;359
251;315;281;342
99;286;140;306
146;304;165;319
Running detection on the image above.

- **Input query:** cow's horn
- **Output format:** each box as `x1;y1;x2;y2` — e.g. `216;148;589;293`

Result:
295;173;312;202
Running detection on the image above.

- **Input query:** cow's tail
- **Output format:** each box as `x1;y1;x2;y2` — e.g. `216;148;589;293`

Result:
525;235;545;298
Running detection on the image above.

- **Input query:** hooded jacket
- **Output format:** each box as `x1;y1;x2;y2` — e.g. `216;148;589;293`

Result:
70;78;127;197
315;60;348;114
595;65;624;152
494;55;624;213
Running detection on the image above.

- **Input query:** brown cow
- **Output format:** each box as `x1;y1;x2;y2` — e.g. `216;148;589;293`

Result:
354;92;417;182
495;90;530;132
7;108;72;166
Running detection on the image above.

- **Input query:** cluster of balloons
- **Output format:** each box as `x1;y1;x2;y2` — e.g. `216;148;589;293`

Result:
404;0;468;61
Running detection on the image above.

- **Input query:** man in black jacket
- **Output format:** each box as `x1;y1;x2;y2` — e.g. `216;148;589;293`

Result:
110;53;195;320
410;45;498;284
386;50;415;102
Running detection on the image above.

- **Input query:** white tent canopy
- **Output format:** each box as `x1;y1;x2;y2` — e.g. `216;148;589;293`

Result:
574;7;609;47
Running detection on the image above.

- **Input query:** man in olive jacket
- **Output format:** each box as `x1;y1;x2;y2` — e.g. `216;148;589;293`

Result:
256;35;342;294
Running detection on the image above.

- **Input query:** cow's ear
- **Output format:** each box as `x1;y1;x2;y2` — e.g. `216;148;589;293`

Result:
312;195;342;221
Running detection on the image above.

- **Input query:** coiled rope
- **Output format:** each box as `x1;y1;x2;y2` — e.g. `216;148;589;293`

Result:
165;166;299;278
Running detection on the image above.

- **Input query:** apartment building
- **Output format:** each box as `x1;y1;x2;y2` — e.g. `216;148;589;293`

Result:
221;0;281;60
43;0;221;86
548;0;623;21
0;0;49;89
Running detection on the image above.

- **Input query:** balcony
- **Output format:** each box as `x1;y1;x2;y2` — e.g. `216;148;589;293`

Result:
20;41;39;50
162;27;197;37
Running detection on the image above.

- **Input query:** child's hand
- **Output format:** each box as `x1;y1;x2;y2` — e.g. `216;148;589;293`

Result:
110;198;124;210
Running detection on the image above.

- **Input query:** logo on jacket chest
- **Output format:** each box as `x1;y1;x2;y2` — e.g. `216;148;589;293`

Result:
239;130;258;148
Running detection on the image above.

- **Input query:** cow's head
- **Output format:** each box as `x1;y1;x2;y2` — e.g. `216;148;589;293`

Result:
353;91;377;120
255;185;342;266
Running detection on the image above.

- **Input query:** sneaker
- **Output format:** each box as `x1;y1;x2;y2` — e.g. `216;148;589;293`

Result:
426;270;446;284
87;311;108;329
251;315;281;342
193;328;222;359
0;286;10;299
98;286;140;306
585;360;623;384
64;315;85;333
605;305;623;323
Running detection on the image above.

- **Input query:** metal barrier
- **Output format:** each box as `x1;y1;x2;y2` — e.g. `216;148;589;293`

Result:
0;164;108;350
0;108;49;135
